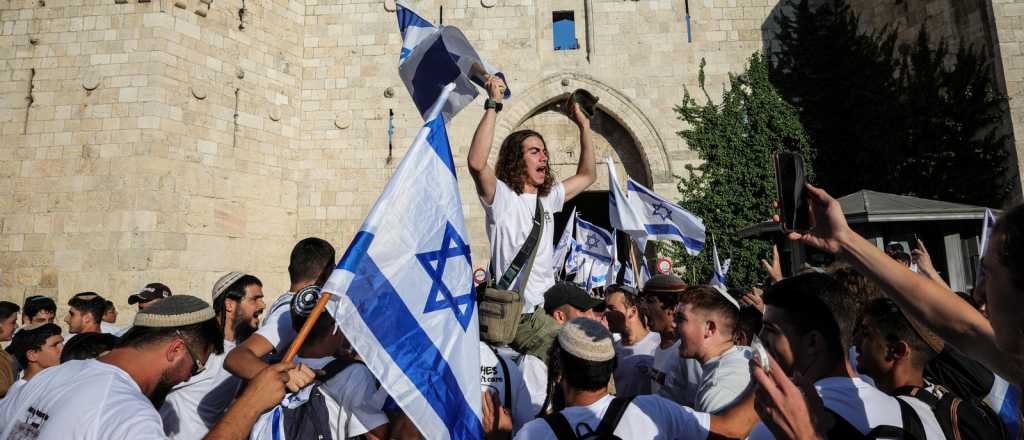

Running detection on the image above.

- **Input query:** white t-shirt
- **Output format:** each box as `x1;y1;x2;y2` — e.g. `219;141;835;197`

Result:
613;331;660;397
300;356;388;438
160;340;243;439
4;378;26;400
748;376;946;440
694;345;753;413
480;343;541;433
651;339;680;395
100;322;126;336
497;346;548;413
0;359;166;439
254;292;297;356
514;394;711;439
482;180;566;311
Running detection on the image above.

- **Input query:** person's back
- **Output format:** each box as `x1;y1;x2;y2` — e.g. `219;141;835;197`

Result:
0;359;165;439
160;340;243;439
516;393;710;439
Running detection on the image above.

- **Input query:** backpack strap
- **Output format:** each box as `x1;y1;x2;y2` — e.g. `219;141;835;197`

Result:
892;396;928;440
490;346;513;412
495;196;544;290
595;396;635;437
823;408;870;439
543;412;578;440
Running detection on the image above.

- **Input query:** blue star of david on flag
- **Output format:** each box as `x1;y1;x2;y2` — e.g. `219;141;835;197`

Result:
651;203;673;221
585;234;601;249
417;222;475;330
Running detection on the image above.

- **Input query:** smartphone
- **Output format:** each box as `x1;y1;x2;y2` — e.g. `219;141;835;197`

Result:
773;152;812;233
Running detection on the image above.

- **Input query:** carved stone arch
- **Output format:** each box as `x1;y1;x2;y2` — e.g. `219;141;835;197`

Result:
493;72;672;187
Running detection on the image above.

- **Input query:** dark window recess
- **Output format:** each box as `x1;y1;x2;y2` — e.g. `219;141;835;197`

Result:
553;11;579;51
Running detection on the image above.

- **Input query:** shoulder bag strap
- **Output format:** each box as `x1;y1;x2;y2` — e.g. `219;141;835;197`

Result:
543;412;578;440
495;196;545;291
490;345;513;411
596;396;635;437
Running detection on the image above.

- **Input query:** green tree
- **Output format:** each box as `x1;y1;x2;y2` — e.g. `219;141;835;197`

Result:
668;54;813;289
770;0;1012;207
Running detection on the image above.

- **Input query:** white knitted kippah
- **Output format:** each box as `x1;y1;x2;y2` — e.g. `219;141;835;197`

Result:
133;295;215;328
558;317;615;362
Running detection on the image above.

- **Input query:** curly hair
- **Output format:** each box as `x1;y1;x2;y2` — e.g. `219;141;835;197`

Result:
495;129;555;196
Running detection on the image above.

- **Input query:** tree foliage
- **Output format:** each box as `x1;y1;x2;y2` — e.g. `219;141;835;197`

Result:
770;0;1012;207
669;54;813;289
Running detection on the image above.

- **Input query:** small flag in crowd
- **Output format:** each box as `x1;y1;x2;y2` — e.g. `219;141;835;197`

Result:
707;236;738;308
396;2;511;123
553;208;577;274
322;84;482;440
573;217;615;290
625;178;705;255
608;158;646;240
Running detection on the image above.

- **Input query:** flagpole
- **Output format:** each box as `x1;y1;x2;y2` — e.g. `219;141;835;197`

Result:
282;292;333;363
628;237;641;288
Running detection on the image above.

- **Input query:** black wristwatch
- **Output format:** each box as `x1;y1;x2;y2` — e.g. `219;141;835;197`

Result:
484;98;503;113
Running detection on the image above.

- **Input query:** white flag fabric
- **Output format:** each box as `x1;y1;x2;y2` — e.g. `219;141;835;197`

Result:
608;158;646;237
573;218;615;290
625;178;706;255
322;84;482;440
553;208;577;273
396;2;510;123
622;260;651;287
564;238;580;276
979;208;998;257
708;237;738;309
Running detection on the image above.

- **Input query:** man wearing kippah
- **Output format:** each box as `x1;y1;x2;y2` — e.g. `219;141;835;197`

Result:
160;272;266;439
514;318;760;439
0;295;315;440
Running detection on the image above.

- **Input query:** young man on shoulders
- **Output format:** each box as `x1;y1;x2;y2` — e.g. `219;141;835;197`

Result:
224;237;336;391
674;286;752;413
467;76;596;315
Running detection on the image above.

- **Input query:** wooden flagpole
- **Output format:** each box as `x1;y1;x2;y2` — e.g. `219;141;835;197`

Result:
628;237;641;288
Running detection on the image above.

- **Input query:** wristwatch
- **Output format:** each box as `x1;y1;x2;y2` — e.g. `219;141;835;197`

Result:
484;98;503;113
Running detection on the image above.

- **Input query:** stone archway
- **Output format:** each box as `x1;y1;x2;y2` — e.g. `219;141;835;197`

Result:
493;72;673;188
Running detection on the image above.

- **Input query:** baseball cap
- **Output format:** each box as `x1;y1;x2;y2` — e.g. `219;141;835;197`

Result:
543;282;603;315
128;283;172;305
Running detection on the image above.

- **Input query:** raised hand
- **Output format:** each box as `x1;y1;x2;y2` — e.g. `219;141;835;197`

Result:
760;244;783;283
777;184;850;254
484;75;505;103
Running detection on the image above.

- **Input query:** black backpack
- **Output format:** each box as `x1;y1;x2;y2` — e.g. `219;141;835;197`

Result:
824;396;927;440
894;385;1008;440
281;358;364;440
542;396;634;440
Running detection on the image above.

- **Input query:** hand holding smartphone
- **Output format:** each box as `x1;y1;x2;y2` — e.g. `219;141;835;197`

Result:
773;152;813;234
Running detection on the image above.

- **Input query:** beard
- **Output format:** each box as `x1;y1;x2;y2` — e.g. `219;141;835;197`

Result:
149;370;179;408
231;313;258;343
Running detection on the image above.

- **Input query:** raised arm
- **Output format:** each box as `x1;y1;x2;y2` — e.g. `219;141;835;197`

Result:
561;103;596;202
468;76;505;205
787;184;1024;384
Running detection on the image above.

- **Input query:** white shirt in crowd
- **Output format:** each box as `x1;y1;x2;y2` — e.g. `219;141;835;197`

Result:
0;359;165;439
480;343;542;433
748;376;946;440
514;394;711;439
651;340;681;396
255;292;297;356
250;355;387;440
100;322;126;336
160;340;243;439
613;331;660;398
694;345;753;413
497;346;548;412
482;180;565;311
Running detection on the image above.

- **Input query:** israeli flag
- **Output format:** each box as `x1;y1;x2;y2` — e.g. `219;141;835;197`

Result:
573;218;614;289
707;237;738;308
322;84;482;440
622;261;651;287
396;2;511;122
626;178;706;255
564;238;580;275
608;158;646;240
986;374;1022;440
553;208;577;273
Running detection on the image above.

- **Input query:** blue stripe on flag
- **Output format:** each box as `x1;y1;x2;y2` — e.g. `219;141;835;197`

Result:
644;224;705;251
425;117;455;176
580;249;612;263
397;4;433;39
339;231;483;440
1001;385;1021;439
577;221;613;243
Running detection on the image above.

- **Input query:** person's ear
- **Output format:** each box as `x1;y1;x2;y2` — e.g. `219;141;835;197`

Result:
889;340;910;362
553;309;566;323
166;338;186;364
26;348;41;363
225;298;237;314
803;330;827;358
705;319;718;339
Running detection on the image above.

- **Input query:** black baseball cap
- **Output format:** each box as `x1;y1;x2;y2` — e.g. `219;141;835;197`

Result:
543;282;603;315
128;283;172;305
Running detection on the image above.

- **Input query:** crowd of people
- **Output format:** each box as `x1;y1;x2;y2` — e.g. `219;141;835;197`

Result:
0;75;1020;440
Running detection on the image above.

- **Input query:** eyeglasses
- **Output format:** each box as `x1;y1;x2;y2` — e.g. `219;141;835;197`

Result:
175;330;206;376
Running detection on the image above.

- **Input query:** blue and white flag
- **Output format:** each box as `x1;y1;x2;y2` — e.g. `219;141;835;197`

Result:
573;218;614;289
553;208;577;274
322;84;482;440
396;2;511;123
707;236;738;308
625;178;706;255
622;260;651;287
608;158;646;240
564;238;580;276
986;374;1022;440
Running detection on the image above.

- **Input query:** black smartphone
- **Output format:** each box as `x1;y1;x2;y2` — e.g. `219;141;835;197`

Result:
773;152;812;233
